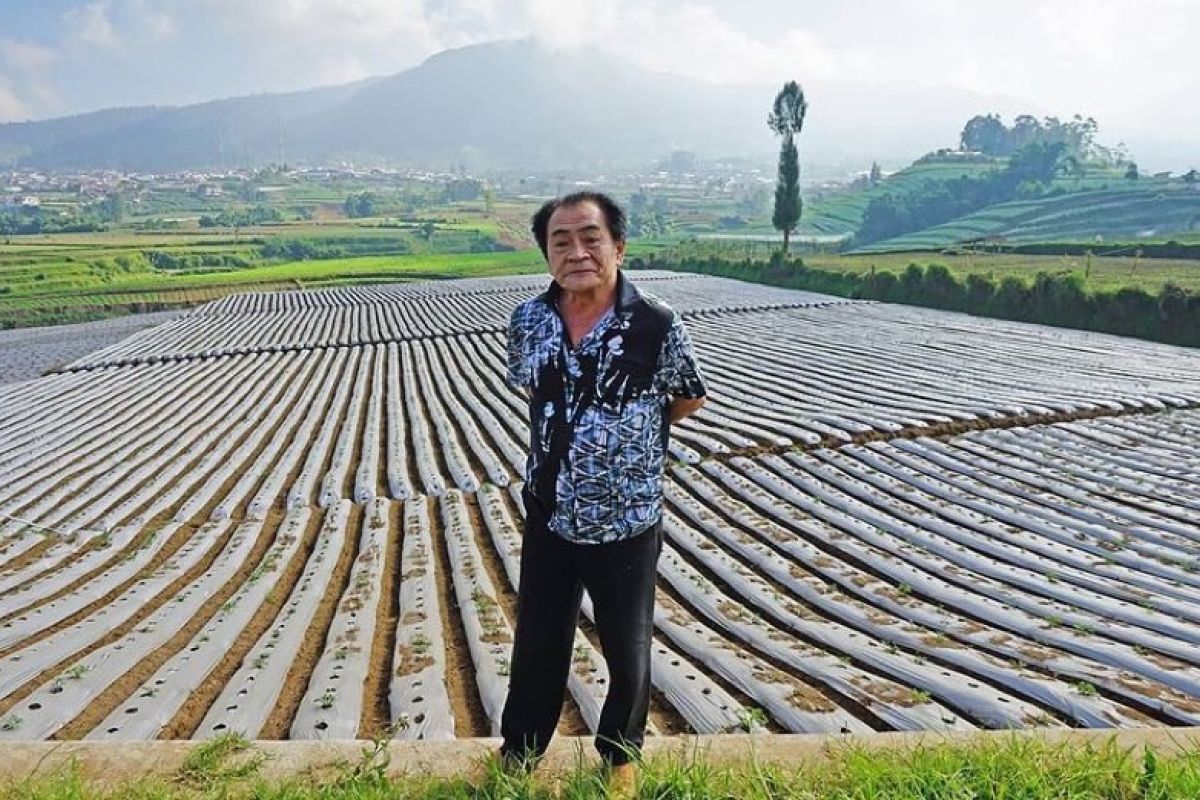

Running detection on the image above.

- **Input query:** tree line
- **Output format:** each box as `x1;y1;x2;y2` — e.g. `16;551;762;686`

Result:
628;254;1199;349
199;205;283;228
1;207;106;239
959;114;1105;160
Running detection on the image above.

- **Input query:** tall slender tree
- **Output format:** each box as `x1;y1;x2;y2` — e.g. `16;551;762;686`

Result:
768;81;807;253
772;137;800;253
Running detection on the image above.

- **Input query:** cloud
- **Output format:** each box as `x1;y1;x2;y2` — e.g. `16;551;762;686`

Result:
0;41;62;120
127;0;179;41
196;0;447;88
522;0;621;48
604;2;860;85
1;40;57;73
307;53;373;86
175;0;878;92
0;77;34;122
424;0;516;43
64;2;121;49
208;0;440;46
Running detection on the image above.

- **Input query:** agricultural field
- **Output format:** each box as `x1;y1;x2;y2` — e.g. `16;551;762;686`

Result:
0;226;544;329
802;155;1002;236
0;310;183;385
852;187;1200;254
0;189;542;330
1;271;1199;743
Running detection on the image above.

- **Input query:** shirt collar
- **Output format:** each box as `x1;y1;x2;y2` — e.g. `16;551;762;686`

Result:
541;269;640;314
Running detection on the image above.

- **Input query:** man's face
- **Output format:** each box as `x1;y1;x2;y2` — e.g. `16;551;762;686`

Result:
546;200;625;295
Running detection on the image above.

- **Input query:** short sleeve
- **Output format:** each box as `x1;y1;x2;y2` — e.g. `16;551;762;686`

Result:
506;305;531;390
661;312;707;399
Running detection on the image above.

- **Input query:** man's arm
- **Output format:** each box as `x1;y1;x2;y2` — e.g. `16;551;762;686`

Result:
668;395;705;423
662;311;707;424
506;304;533;399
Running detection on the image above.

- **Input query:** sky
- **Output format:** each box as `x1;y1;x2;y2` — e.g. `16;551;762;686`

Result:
0;0;1197;167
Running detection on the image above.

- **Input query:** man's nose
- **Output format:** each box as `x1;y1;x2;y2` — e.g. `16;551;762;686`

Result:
567;239;589;259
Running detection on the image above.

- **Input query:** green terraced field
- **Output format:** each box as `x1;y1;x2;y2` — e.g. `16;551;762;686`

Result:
804;156;1003;235
852;184;1200;253
0;208;543;328
0;223;543;328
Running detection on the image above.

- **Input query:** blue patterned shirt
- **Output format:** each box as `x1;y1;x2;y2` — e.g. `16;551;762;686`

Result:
506;271;706;544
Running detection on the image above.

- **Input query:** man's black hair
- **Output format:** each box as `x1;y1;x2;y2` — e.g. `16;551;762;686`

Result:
531;191;627;259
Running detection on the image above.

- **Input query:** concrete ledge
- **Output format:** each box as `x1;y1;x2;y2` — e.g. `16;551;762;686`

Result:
4;728;1200;783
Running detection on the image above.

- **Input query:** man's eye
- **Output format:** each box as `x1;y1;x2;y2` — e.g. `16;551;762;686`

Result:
585;237;601;246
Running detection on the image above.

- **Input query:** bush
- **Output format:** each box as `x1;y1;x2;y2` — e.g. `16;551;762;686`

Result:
964;273;995;310
147;251;252;271
260;239;346;261
199;205;283;229
631;254;1200;348
920;263;964;309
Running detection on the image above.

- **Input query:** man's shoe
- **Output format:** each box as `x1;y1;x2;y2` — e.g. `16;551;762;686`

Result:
606;762;638;798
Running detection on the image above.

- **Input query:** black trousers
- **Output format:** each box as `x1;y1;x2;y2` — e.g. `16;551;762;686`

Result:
500;491;663;766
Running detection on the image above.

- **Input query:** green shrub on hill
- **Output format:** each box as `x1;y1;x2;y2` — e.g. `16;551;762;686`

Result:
147;251;253;271
199;205;283;228
631;254;1200;348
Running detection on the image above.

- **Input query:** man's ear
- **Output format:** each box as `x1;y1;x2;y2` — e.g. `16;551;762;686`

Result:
615;238;627;264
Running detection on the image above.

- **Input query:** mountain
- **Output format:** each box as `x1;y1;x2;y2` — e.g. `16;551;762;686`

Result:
295;40;765;169
0;79;374;171
0;39;1030;172
0;41;758;171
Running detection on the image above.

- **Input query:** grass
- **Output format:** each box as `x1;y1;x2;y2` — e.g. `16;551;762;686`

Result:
157;250;544;286
5;733;1200;798
0;206;545;328
0;244;546;328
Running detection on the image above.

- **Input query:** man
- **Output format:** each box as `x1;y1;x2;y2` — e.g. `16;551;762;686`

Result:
500;191;707;788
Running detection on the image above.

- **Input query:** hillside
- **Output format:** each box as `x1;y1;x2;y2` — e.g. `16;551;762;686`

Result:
803;154;1000;235
852;183;1200;252
0;41;764;171
0;81;373;171
807;147;1200;252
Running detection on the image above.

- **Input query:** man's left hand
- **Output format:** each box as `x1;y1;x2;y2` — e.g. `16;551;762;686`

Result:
668;395;706;424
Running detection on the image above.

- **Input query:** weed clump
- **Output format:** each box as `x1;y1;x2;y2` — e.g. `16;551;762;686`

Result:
3;734;1200;798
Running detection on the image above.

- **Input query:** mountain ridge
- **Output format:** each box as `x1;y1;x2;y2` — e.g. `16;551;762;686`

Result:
0;39;1037;172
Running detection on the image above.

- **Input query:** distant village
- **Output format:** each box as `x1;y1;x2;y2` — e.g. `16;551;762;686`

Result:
0;154;848;226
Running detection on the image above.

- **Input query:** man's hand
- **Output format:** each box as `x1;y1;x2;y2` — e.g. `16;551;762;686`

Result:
668;395;705;424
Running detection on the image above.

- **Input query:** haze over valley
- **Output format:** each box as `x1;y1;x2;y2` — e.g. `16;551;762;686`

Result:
1;1;1197;174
